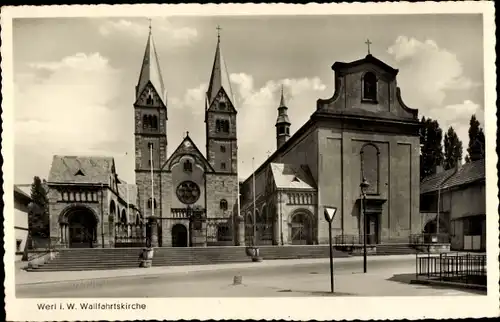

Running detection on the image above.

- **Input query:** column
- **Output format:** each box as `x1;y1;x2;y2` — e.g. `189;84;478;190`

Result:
237;215;246;246
149;218;159;247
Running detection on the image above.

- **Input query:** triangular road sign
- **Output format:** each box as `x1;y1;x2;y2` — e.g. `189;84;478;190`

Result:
324;206;337;223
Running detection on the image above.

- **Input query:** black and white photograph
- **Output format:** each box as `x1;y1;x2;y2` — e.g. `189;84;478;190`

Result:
3;2;498;321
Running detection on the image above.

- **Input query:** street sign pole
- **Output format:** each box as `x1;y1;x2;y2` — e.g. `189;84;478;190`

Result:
324;206;337;294
328;220;334;293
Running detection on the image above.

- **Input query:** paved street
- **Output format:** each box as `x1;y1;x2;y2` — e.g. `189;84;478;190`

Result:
16;255;485;298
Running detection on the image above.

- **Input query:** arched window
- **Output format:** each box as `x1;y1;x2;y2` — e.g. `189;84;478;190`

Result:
152;116;158;130
183;160;193;172
120;209;127;224
360;143;380;195
363;72;377;101
223;120;230;133
220;199;228;210
216;120;221;133
146;90;154;105
147;198;157;209
143;115;149;129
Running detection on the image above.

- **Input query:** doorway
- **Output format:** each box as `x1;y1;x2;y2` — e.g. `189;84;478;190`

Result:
67;208;97;248
172;224;188;247
290;212;313;245
365;213;379;245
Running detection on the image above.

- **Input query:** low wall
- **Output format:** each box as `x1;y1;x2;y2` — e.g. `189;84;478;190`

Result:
415;244;451;253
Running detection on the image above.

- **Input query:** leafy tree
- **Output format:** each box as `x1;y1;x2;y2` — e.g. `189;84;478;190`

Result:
420;116;444;180
28;176;50;239
443;126;463;170
465;114;486;162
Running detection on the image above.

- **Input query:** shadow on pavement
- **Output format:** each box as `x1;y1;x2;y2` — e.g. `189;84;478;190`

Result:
387;273;486;295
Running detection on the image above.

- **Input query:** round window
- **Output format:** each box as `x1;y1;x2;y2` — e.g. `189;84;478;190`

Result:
176;181;201;205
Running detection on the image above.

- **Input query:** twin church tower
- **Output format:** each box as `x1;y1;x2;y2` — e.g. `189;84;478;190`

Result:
132;25;291;246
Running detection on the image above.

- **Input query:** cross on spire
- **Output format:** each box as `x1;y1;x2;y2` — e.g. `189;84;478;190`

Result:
365;38;372;55
216;25;222;41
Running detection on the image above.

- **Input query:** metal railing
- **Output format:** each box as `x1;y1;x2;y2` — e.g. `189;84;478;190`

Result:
415;252;486;285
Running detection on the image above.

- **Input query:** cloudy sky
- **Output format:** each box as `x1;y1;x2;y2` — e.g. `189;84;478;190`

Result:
13;14;485;184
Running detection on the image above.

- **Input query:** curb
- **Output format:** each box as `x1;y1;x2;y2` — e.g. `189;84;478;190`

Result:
410;279;487;291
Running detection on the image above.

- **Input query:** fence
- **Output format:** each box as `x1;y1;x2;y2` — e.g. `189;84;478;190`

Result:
244;223;274;246
415;252;486;285
206;218;234;246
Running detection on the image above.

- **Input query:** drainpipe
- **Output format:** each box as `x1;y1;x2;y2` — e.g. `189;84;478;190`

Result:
100;183;104;248
279;189;283;245
436;186;441;242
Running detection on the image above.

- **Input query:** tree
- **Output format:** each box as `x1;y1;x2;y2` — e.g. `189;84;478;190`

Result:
29;176;50;239
420;116;444;180
443;126;463;170
465;114;485;162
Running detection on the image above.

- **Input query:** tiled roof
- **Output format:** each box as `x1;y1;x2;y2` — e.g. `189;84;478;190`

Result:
420;159;485;193
48;155;114;184
270;163;316;190
14;185;31;201
441;159;485;190
420;168;456;194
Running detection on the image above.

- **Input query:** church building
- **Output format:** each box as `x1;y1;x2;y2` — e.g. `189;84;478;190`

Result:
239;50;421;246
134;26;239;247
43;28;420;249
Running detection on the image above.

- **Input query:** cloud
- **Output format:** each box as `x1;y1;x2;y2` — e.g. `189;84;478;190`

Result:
14;52;124;183
169;74;328;179
387;36;483;151
98;18;198;47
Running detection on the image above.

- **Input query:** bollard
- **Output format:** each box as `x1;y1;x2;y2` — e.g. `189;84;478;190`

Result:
233;275;243;285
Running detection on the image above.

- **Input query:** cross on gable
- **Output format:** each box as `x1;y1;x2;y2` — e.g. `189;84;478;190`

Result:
216;25;222;40
365;39;372;55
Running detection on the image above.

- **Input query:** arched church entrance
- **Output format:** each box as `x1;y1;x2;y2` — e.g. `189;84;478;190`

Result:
66;207;98;248
290;212;313;245
172;224;188;247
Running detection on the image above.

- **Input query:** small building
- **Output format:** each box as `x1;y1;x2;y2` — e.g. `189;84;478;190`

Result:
420;159;486;251
47;155;142;248
14;185;31;259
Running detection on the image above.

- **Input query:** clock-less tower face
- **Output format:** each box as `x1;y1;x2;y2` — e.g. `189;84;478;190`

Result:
176;181;201;205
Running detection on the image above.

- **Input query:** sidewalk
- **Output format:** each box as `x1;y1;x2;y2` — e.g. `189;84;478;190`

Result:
15;254;416;286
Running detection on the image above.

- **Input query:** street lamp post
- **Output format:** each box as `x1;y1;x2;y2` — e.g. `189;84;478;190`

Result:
360;177;370;273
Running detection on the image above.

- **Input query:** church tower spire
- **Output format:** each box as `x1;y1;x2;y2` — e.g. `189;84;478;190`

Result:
206;25;234;108
276;85;291;149
205;25;238;174
134;22;168;221
136;21;167;106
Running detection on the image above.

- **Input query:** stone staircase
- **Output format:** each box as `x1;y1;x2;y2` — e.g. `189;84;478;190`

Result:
375;244;418;255
26;248;143;272
26;245;352;272
152;246;250;266
259;245;351;260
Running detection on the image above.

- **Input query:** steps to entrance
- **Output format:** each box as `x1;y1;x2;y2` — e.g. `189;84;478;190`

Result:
153;247;250;266
258;245;351;260
375;244;418;255
27;244;416;272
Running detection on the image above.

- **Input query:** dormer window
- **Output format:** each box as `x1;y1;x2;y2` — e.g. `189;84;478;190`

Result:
219;102;227;110
362;72;377;102
184;160;193;172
